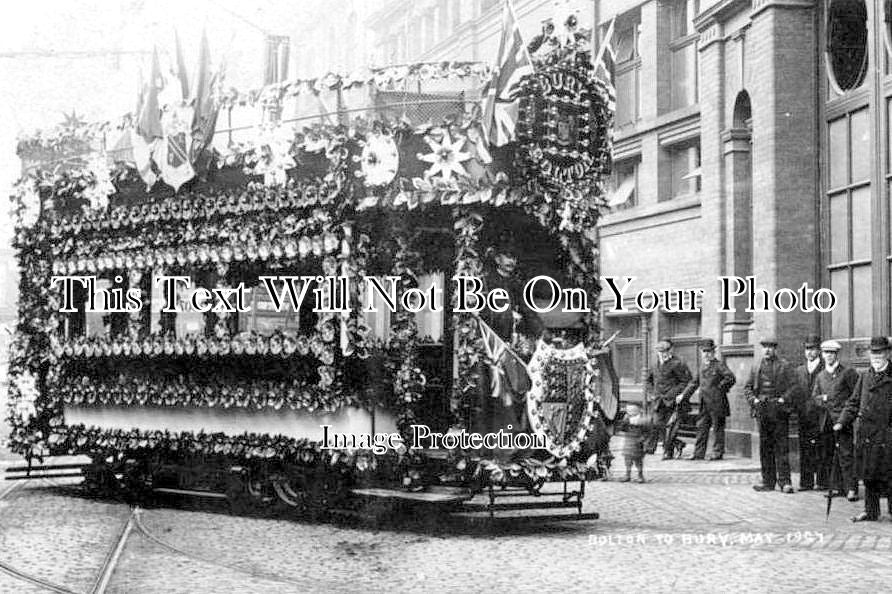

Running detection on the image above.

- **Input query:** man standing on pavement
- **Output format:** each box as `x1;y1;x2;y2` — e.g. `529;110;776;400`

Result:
644;338;693;460
681;338;736;460
745;337;797;493
794;335;824;491
813;339;861;501
834;336;892;522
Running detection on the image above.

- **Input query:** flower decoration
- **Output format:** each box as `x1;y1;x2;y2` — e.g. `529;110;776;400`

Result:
84;152;115;211
359;132;399;186
417;129;471;181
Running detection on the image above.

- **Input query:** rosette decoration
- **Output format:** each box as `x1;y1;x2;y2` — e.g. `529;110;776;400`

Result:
358;131;399;187
242;123;297;187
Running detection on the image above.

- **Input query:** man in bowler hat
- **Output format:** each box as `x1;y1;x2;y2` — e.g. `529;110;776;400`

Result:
745;337;797;493
644;338;693;460
681;338;736;460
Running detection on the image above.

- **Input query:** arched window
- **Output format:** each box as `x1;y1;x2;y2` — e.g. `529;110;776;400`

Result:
826;0;868;92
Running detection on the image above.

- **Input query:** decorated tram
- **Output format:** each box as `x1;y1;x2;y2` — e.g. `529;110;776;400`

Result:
6;20;619;520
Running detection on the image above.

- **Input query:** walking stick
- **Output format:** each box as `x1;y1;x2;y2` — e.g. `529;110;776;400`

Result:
825;429;841;521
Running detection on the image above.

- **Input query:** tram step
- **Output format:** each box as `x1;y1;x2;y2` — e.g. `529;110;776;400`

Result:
454;511;600;523
4;472;83;480
5;463;86;472
152;487;228;499
463;500;580;512
350;486;474;504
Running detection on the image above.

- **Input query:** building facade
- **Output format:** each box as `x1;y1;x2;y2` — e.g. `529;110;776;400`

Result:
364;0;886;458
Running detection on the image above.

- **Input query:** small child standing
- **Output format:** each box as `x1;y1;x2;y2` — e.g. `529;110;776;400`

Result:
613;403;652;483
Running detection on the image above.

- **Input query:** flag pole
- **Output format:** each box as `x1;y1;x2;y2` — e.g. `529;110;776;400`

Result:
592;0;600;57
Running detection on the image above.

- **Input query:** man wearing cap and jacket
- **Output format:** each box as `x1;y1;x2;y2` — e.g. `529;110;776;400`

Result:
794;335;825;490
745;337;797;493
682;339;736;460
813;339;861;501
834;336;892;521
644;338;693;460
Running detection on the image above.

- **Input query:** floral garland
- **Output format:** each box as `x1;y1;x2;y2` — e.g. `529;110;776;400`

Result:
385;237;426;436
450;209;486;422
56;332;336;360
218;61;492;109
54;374;362;413
6;223;62;458
48;424;393;471
47;196;349;274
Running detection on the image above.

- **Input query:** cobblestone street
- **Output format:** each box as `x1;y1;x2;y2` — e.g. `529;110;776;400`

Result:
2;453;892;593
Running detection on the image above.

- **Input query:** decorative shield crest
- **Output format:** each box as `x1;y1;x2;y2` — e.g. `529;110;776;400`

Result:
526;341;602;458
515;64;608;191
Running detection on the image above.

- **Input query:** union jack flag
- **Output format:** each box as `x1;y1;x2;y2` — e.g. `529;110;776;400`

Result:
592;17;617;115
482;0;534;147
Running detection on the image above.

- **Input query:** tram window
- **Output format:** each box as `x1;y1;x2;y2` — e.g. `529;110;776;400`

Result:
84;277;111;337
239;284;300;336
362;275;392;343
415;272;444;344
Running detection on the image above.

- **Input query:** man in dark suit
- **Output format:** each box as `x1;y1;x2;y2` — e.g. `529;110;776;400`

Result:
644;338;693;460
794;334;824;490
813;339;861;501
682;338;736;460
745;337;797;493
835;336;892;521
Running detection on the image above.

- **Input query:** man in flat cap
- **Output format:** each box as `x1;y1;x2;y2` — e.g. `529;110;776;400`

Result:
681;338;736;460
813;339;861;501
835;336;892;521
794;334;824;490
644;338;693;460
745;337;797;493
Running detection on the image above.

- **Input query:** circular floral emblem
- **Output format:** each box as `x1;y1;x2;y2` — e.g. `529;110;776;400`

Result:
360;133;399;186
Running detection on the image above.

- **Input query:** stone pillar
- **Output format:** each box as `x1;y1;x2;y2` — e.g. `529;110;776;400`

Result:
723;126;754;344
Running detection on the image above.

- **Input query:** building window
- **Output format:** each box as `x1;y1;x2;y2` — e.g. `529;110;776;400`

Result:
614;10;641;128
660;140;701;201
604;314;647;384
827;0;868;93
828;109;872;338
885;0;892;73
668;0;699;110
608;157;638;210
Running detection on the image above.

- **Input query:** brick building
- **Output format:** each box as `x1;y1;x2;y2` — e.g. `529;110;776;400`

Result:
364;0;887;458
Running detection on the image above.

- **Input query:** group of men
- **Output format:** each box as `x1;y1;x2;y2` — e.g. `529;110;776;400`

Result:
645;334;892;522
644;338;735;462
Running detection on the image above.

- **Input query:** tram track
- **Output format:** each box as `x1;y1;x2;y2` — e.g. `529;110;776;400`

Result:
0;476;136;594
1;473;311;591
131;508;310;588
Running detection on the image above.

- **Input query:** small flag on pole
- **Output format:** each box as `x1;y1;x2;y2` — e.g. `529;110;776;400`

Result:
482;0;534;147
